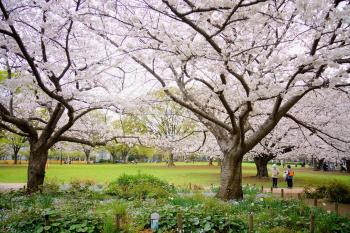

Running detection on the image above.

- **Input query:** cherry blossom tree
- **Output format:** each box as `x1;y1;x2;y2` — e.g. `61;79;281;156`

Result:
0;132;27;164
0;0;126;192
128;92;206;166
275;88;350;171
91;0;350;199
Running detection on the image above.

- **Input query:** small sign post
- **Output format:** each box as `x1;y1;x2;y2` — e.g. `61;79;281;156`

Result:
151;212;160;232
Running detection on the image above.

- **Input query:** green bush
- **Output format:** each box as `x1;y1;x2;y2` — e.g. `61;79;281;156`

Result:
2;207;103;233
43;178;60;194
304;180;350;203
326;181;350;203
69;178;96;193
316;210;350;233
105;174;176;199
304;184;327;199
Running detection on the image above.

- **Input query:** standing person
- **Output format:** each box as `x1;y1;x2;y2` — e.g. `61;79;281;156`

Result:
271;164;279;188
285;165;294;189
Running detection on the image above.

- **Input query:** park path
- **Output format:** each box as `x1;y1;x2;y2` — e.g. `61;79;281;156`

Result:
0;183;26;192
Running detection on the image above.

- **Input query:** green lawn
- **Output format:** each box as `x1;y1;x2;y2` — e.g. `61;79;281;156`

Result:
1;162;349;188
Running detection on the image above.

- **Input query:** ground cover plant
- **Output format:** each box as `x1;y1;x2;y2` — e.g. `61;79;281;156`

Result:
1;174;350;233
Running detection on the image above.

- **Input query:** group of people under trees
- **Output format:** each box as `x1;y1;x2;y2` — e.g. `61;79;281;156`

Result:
271;164;295;189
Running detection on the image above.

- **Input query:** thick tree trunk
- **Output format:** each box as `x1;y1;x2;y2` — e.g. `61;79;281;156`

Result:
216;150;243;200
314;158;324;171
254;157;269;178
253;155;274;178
27;146;48;193
167;153;175;166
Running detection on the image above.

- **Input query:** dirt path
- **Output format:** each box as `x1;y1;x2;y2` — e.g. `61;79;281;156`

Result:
0;183;26;192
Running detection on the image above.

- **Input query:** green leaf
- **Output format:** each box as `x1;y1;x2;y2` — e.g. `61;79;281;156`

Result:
51;222;61;226
203;222;212;232
35;226;44;233
44;226;51;231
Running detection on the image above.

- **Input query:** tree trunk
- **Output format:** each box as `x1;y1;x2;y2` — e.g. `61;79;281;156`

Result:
12;147;20;164
60;150;63;165
13;151;18;164
253;156;272;178
216;150;243;200
110;153;117;163
123;154;129;163
167;153;175;166
345;159;350;173
208;157;214;166
84;151;90;164
27;146;49;193
314;158;324;171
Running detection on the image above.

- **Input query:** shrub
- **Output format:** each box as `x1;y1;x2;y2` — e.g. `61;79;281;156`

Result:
43;178;61;194
2;207;103;233
326;181;350;203
304;180;350;203
304;184;327;199
105;174;176;199
69;178;96;193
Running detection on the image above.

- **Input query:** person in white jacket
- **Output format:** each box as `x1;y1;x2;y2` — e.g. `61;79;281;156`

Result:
271;164;279;188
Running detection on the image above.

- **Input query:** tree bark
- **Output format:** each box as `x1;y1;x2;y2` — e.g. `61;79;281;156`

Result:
83;149;90;164
27;145;48;193
208;157;214;166
345;159;350;173
314;158;324;171
167;152;175;166
86;153;90;164
60;149;63;165
12;146;20;164
253;154;275;178
13;151;18;164
110;153;117;163
123;154;129;163
216;150;243;200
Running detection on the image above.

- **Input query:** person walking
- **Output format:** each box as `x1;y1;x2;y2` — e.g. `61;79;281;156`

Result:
285;165;294;189
271;164;279;188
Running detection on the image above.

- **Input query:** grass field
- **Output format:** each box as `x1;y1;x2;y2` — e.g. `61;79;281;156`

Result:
1;162;349;188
